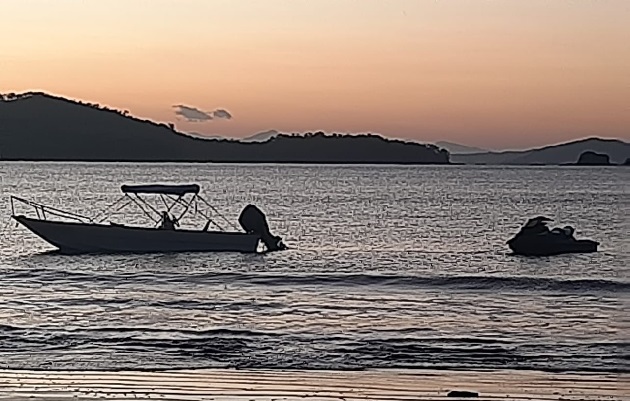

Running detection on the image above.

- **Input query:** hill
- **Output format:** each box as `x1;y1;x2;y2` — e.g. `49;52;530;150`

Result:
0;92;449;164
451;138;630;165
435;141;488;155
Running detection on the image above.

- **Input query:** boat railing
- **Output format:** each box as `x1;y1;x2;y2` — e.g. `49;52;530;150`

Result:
10;196;94;223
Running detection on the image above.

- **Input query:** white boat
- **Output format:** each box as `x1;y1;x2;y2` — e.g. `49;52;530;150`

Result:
11;184;287;255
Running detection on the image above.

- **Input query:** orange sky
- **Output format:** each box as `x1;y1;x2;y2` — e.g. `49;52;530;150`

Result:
1;0;628;149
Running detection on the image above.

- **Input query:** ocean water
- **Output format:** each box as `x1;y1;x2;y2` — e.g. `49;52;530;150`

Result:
0;163;628;373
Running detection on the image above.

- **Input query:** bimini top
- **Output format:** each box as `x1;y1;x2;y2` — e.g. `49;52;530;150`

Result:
121;184;201;196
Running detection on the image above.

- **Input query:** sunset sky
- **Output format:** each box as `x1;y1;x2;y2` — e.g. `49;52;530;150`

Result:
1;0;628;149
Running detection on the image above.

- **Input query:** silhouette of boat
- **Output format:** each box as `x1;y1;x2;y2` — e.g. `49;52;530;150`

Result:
507;216;599;256
11;184;286;255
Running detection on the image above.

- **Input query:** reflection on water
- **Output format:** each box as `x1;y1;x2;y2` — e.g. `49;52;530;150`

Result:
0;163;628;372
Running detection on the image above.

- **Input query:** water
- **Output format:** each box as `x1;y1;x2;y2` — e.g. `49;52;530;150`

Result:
0;163;628;373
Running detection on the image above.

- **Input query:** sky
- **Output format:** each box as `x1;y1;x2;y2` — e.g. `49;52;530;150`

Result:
1;0;629;150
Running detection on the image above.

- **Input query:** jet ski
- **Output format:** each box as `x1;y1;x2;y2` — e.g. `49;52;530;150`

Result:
507;216;599;256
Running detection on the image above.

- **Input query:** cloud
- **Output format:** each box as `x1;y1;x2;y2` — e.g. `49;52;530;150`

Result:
213;109;232;119
173;105;213;122
173;104;233;122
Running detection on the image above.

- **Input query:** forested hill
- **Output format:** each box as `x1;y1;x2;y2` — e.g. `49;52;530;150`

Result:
0;92;450;164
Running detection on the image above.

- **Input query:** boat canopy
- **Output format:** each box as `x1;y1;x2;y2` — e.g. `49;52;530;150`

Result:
121;184;200;196
12;183;240;233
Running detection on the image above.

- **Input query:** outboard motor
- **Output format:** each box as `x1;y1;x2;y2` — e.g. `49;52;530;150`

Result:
238;204;287;252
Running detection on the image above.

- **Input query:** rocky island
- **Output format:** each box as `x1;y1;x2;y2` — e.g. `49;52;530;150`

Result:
576;151;611;166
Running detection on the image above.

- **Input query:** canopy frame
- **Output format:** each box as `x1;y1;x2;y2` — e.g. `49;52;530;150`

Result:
10;183;240;232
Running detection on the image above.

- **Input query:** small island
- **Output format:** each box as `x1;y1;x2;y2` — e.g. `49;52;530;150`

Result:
576;151;611;166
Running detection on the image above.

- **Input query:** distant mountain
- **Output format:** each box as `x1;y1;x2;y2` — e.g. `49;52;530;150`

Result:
451;138;630;165
186;132;225;140
242;130;280;142
0;92;450;164
435;141;488;155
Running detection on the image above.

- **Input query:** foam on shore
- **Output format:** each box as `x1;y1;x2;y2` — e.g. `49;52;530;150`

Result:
0;369;626;400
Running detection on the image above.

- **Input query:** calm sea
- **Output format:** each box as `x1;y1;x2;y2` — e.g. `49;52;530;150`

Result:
0;163;628;373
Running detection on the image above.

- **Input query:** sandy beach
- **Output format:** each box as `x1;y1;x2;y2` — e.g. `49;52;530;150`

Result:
0;369;627;401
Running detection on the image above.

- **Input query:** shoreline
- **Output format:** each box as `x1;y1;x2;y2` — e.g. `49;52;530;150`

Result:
0;160;627;167
0;159;452;165
0;368;626;400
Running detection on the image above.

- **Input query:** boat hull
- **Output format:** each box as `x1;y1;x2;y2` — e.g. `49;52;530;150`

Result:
13;215;261;254
507;235;599;256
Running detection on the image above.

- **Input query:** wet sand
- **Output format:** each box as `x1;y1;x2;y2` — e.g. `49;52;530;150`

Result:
0;369;627;400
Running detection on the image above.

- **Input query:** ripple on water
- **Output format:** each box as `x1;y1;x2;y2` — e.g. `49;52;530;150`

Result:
0;163;628;372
